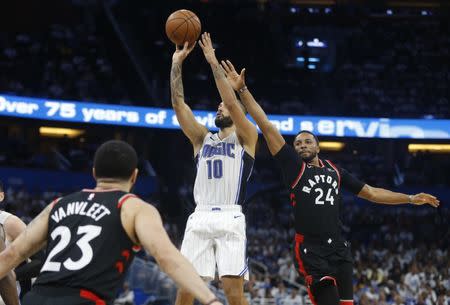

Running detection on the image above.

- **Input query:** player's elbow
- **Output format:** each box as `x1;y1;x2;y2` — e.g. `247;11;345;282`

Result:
1;245;22;268
366;186;381;203
359;185;375;202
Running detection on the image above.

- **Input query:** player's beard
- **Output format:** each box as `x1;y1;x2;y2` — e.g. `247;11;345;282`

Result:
215;115;233;129
301;151;317;163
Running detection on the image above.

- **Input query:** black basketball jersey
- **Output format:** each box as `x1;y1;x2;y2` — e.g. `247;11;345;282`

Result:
34;189;138;302
274;144;364;238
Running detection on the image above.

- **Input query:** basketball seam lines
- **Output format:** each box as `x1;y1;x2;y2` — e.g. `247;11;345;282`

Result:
190;17;201;26
170;20;189;38
185;15;200;37
188;18;199;36
170;15;198;42
178;10;191;19
167;17;190;22
182;20;189;45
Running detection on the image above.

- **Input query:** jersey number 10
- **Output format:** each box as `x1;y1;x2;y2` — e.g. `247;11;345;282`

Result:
206;160;223;179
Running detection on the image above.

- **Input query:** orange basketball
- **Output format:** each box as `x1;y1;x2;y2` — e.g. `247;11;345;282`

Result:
165;9;201;46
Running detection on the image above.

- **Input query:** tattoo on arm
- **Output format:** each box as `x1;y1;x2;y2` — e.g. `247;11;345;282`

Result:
170;62;184;106
212;63;226;80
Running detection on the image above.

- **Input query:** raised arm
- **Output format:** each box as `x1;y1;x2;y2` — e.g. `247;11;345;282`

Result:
171;42;208;155
0;204;50;280
221;60;285;156
358;185;440;207
199;33;258;156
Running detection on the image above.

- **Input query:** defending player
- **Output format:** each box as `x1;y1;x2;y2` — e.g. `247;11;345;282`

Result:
0;140;223;305
170;33;258;305
0;181;31;300
220;60;439;305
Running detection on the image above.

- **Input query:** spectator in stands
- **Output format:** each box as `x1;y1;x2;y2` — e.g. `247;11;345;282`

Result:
282;288;303;305
114;282;134;305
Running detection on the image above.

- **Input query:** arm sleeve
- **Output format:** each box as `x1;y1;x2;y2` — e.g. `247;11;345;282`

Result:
340;167;365;195
273;144;304;189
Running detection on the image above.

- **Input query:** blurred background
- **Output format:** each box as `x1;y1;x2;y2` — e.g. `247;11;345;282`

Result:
0;0;449;305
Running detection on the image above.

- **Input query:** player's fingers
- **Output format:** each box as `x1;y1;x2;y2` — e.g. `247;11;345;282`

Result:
240;68;246;78
198;39;205;49
201;32;206;44
226;60;236;72
188;41;197;51
182;41;189;51
221;60;230;73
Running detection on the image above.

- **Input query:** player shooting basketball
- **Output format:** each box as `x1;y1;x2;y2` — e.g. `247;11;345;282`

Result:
170;32;258;305
220;59;440;305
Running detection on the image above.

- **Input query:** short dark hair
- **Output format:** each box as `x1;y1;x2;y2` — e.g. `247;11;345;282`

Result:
295;130;320;145
93;140;138;180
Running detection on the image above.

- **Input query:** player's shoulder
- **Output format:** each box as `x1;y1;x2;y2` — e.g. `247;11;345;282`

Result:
323;159;341;170
203;131;214;141
119;194;157;212
0;210;13;224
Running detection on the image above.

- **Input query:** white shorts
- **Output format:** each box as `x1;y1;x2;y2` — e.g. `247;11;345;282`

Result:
180;205;248;281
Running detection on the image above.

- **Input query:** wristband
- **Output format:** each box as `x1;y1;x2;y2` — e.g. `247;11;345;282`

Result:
205;298;219;305
408;195;413;204
238;86;248;93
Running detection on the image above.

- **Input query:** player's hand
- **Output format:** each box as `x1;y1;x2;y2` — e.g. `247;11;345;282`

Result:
221;59;246;92
198;32;218;65
172;41;196;64
410;193;440;208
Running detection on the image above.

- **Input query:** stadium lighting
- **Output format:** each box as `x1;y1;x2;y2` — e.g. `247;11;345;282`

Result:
39;127;85;138
296;57;305;62
320;142;345;151
408;144;450;153
309;57;320;62
297;40;303;47
307;38;326;48
307;64;316;69
386;9;393;15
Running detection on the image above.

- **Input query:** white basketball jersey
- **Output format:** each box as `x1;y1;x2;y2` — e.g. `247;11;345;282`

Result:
193;132;254;206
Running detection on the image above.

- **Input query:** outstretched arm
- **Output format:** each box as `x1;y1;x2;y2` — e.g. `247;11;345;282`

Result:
126;200;221;305
358;185;440;207
0;229;20;305
0;204;50;280
171;41;208;155
199;33;257;156
221;60;285;156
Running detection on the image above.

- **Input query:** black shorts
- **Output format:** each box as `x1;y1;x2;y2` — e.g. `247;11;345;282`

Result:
22;285;109;305
293;233;353;303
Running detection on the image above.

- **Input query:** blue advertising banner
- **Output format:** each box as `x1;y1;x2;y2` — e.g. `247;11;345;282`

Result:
1;94;449;139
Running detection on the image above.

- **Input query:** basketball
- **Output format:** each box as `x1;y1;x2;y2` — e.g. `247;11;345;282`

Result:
165;9;201;46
